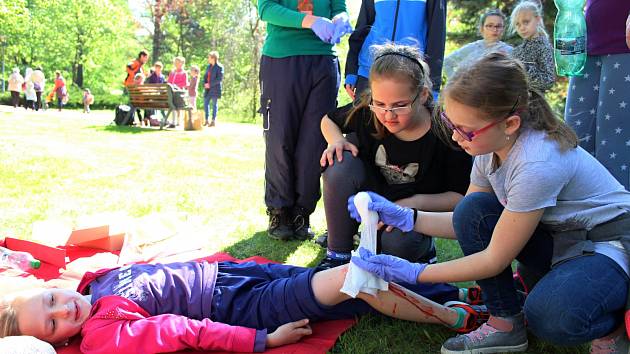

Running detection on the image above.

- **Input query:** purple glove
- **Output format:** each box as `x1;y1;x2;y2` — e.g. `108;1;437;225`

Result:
311;17;335;43
330;13;352;44
347;191;415;232
351;248;426;283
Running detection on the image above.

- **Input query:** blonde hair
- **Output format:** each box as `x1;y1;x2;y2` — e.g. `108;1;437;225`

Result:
348;43;433;139
208;51;219;61
442;52;577;150
173;56;185;64
190;65;200;74
0;297;21;338
153;61;163;68
509;1;548;37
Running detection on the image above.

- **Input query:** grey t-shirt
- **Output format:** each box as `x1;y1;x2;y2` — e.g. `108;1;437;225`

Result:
471;129;630;232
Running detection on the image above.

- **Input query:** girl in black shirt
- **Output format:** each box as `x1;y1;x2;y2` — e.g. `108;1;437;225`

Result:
318;44;472;268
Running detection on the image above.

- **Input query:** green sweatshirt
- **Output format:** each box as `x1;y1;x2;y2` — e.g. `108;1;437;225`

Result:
258;0;346;58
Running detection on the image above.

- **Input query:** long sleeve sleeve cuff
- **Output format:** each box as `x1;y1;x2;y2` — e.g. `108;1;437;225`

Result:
253;329;268;352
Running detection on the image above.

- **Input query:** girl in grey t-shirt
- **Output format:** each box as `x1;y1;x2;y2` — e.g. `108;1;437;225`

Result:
349;53;630;353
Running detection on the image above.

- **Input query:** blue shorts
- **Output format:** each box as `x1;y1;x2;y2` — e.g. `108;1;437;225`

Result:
210;261;372;330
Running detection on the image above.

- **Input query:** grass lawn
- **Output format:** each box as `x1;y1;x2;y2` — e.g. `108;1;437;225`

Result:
0;108;587;353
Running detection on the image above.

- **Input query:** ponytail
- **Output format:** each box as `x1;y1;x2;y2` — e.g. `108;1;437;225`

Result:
0;300;20;338
525;89;578;150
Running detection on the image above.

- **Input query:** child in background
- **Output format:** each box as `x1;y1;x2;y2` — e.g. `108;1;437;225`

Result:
52;71;67;112
24;68;37;110
188;65;199;111
82;89;94;113
133;73;146;126
509;1;555;92
167;56;189;128
0;260;488;353
145;61;166;123
8;68;24;108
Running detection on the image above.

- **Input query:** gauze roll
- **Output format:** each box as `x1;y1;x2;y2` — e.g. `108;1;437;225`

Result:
340;192;388;297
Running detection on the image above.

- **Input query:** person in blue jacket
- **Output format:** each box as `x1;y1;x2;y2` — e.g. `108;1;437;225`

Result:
203;51;224;127
344;0;447;102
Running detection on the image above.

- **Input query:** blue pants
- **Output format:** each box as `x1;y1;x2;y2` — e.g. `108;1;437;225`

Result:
209;261;459;331
565;53;630;189
260;55;339;213
454;192;628;345
204;95;219;122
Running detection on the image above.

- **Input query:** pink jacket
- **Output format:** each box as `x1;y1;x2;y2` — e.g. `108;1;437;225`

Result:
80;295;258;354
167;69;188;90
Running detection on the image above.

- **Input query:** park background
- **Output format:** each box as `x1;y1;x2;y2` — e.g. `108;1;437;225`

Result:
0;1;585;353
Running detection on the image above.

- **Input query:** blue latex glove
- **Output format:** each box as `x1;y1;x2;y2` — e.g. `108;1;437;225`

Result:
330;13;353;44
351;248;427;283
344;74;358;87
311;17;335;43
347;191;415;232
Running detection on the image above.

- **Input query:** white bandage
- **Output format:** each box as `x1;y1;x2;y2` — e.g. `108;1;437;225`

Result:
340;192;388;297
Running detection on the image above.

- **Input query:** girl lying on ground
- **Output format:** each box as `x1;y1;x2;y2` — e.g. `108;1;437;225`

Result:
0;260;487;354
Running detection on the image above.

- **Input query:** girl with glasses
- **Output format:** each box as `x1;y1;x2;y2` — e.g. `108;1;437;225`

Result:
317;44;472;273
349;52;630;353
443;9;512;81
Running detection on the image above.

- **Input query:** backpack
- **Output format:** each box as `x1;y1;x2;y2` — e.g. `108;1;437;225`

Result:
114;105;133;126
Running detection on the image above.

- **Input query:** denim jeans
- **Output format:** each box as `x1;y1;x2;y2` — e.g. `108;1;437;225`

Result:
204;95;219;122
525;253;628;345
453;192;629;345
453;192;553;317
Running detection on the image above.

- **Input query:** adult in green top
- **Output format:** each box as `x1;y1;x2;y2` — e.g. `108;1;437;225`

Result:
258;0;352;241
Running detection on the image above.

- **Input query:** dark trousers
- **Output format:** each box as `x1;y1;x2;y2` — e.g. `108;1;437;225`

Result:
453;192;553;317
10;91;19;107
35;91;43;110
323;151;435;263
260;55;339;214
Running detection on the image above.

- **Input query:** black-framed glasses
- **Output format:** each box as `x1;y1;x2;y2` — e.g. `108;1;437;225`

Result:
440;96;520;142
369;92;420;116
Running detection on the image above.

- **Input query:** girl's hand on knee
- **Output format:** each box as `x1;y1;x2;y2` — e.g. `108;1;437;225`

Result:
266;319;313;347
320;140;358;167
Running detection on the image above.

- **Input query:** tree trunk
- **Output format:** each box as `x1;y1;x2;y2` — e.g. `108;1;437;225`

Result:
152;19;162;62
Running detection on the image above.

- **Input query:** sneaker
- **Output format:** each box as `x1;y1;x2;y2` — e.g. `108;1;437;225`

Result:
167;124;176;128
267;208;294;241
292;207;314;241
590;325;630;354
441;313;528;354
316;255;350;271
444;301;490;334
209;120;215;127
459;286;484;305
315;232;328;248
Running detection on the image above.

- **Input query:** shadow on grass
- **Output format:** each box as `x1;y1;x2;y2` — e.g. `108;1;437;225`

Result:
222;230;305;263
95;125;164;134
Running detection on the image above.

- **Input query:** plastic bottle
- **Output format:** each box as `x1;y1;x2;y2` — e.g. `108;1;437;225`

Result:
0;246;41;271
554;0;587;76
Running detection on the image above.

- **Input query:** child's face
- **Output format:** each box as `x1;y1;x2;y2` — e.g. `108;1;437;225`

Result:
155;66;162;75
481;15;505;42
174;60;183;70
514;10;539;39
442;95;513;156
12;288;92;345
134;77;143;84
191;70;198;77
370;77;423;135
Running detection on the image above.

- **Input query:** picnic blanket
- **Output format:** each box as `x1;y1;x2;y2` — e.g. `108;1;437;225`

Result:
0;242;356;354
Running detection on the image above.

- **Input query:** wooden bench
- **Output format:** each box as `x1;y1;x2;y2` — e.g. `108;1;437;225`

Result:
125;83;192;129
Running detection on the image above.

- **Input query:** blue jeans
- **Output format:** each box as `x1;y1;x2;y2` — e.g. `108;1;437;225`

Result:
204;95;219;122
525;253;628;345
454;192;628;345
453;192;553;317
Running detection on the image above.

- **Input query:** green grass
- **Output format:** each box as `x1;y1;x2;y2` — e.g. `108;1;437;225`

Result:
0;109;587;353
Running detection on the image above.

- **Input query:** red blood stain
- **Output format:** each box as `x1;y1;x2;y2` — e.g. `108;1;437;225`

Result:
388;283;451;326
392;303;398;315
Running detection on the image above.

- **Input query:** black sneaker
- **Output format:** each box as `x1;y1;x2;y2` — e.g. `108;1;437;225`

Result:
316;256;349;271
315;232;328;248
292;207;315;241
267;208;294;241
